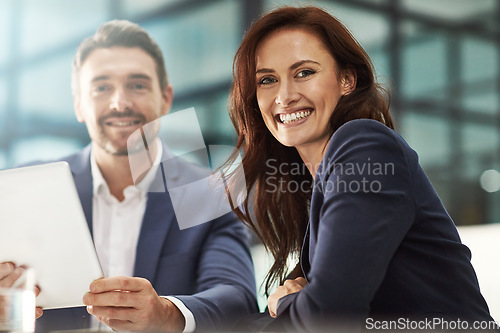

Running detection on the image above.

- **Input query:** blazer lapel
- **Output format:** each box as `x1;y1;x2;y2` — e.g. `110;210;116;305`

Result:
133;190;176;281
300;222;311;280
67;145;94;236
131;143;180;281
133;156;177;282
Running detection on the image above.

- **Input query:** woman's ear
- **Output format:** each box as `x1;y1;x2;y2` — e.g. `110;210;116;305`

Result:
341;69;356;96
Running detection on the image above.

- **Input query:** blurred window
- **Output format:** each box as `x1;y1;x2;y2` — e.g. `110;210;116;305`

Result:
145;0;241;95
10;136;82;166
401;112;452;168
121;0;186;17
402;30;447;101
0;0;12;67
18;52;74;120
19;0;107;58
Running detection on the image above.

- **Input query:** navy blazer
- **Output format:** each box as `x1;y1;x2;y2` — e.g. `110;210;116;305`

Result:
35;145;258;332
273;119;493;331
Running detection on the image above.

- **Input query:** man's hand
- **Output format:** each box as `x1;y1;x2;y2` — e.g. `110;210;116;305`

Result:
268;277;307;318
0;262;23;288
0;263;43;319
83;276;185;332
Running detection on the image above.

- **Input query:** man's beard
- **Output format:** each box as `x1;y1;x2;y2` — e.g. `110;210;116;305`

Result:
96;110;148;156
101;140;129;156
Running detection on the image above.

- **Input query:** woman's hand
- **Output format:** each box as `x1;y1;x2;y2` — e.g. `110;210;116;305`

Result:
268;277;307;318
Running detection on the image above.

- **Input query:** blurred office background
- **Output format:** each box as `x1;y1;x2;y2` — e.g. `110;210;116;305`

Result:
0;0;499;226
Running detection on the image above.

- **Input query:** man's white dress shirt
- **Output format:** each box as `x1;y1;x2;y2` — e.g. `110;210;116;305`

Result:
90;142;195;332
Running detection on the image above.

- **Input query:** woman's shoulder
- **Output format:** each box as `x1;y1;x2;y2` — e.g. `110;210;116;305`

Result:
332;119;397;142
326;119;405;157
319;119;417;178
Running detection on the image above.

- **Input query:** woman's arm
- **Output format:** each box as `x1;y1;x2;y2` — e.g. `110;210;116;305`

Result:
275;119;416;331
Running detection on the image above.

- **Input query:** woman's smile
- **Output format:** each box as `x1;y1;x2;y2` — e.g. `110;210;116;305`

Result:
276;108;313;125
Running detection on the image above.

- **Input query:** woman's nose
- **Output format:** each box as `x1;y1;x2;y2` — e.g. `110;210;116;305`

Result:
275;80;300;107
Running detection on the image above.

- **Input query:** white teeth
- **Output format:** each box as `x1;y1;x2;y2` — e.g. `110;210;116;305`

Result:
112;121;134;126
278;110;312;124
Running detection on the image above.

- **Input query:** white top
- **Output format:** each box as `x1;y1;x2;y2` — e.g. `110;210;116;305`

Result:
90;141;195;332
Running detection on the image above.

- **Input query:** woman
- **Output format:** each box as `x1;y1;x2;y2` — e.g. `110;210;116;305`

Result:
226;6;494;332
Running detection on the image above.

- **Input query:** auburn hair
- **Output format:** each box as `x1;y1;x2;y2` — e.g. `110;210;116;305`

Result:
227;6;393;296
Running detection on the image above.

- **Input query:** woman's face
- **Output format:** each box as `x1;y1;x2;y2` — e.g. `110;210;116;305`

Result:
255;28;351;154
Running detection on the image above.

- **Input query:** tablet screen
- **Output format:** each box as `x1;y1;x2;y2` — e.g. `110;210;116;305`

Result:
0;162;103;309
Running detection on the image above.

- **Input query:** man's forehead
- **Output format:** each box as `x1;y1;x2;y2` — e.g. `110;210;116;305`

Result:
80;46;158;82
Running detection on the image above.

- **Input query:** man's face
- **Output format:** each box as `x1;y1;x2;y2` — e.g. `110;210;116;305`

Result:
74;46;172;156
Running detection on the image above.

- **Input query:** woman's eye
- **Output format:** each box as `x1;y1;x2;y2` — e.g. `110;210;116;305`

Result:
258;77;277;85
296;69;316;78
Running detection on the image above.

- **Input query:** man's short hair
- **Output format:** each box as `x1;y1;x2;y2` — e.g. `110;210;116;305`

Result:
72;20;168;94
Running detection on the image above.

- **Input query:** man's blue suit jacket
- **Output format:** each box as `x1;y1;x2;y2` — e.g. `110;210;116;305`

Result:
35;145;258;332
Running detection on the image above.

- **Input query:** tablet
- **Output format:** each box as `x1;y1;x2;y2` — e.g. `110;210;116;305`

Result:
0;162;103;309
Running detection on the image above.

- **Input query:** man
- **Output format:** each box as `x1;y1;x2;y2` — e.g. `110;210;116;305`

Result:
31;20;257;332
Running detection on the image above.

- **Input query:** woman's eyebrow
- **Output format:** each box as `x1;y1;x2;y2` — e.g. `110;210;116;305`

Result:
290;60;320;70
256;68;274;75
256;59;320;75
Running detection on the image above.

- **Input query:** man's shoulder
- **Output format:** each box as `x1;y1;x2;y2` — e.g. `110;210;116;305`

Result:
17;146;91;177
